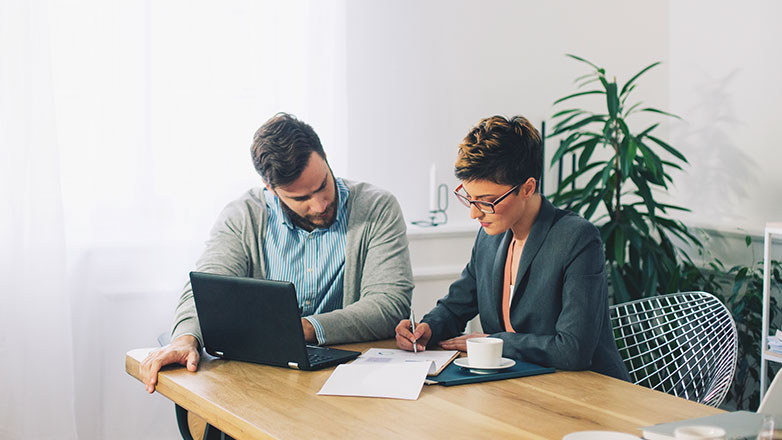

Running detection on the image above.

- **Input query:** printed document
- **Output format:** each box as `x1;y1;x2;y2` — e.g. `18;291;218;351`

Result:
317;361;431;400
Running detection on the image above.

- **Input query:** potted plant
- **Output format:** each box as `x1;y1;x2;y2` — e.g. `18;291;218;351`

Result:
550;55;782;410
549;54;713;303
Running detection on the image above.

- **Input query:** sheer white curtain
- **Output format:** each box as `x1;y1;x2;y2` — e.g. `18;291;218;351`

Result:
2;1;347;438
0;0;78;438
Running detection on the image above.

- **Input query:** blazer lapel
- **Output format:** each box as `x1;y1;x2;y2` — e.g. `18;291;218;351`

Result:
511;197;556;306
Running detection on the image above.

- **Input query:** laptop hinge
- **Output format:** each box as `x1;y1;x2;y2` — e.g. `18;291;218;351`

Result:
214;351;224;357
288;362;300;369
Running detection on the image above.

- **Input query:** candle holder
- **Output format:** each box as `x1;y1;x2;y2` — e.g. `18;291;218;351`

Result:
412;184;449;227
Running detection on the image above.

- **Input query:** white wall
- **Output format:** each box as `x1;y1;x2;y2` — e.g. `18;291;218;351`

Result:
342;0;670;227
669;1;782;234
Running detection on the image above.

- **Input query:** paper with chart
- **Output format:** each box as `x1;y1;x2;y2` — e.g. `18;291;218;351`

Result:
350;348;459;375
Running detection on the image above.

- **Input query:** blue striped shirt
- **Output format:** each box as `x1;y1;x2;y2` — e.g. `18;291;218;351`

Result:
263;178;349;344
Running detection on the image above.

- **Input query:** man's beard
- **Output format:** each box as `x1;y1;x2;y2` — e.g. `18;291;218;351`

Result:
279;190;339;232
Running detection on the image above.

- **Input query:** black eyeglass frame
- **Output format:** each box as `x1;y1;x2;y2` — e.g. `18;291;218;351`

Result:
453;183;522;214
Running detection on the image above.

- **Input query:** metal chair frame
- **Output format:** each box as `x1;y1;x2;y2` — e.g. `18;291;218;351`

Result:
610;291;738;407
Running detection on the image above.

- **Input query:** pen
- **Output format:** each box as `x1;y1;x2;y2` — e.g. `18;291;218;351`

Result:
410;310;417;353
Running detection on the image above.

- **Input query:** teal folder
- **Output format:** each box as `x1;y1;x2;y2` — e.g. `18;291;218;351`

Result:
427;359;554;386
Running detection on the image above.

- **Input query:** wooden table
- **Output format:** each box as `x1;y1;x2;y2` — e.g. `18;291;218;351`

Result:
126;340;723;439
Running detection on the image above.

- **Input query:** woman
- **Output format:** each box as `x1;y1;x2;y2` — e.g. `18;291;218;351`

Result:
396;115;629;380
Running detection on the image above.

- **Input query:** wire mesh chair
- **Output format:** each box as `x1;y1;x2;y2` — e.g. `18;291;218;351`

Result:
609;291;738;407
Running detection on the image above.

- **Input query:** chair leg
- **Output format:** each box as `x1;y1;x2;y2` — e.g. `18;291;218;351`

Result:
175;404;195;440
203;423;235;440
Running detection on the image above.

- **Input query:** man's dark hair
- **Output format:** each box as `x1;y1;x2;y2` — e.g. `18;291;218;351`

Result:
454;115;542;190
251;113;326;187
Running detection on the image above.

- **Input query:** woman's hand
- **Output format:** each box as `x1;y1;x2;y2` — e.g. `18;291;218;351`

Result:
437;332;489;352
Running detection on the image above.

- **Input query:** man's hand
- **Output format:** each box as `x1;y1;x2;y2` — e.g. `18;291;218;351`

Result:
437;332;488;352
139;334;200;394
301;318;316;343
395;319;431;352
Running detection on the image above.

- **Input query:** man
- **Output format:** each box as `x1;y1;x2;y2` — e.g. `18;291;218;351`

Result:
395;115;629;381
141;113;414;392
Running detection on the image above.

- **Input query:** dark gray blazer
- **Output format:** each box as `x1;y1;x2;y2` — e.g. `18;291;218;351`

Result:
422;197;630;381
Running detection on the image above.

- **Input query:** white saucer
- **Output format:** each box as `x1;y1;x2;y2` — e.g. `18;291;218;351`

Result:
453;357;515;374
562;431;640;440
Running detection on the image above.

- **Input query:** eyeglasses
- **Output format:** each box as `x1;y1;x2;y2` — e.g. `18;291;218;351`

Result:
453;183;521;214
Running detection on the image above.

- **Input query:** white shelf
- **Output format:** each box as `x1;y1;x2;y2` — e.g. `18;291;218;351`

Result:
763;350;782;364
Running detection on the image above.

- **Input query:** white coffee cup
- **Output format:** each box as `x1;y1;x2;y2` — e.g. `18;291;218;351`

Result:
466;337;503;368
673;425;726;440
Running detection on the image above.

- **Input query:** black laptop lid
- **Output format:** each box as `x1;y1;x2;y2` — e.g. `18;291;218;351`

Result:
190;271;310;368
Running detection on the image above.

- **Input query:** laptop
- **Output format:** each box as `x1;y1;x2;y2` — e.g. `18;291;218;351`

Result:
642;369;782;439
189;271;360;370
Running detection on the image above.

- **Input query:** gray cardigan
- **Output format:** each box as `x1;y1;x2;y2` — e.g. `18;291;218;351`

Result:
171;179;414;346
422;197;630;381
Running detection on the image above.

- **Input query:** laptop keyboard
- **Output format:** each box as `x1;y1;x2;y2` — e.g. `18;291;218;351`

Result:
308;352;331;364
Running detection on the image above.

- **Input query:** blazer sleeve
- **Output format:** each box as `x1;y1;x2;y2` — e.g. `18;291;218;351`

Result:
421;234;481;346
492;224;608;370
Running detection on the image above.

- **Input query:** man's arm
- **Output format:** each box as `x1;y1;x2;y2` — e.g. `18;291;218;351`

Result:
312;190;414;344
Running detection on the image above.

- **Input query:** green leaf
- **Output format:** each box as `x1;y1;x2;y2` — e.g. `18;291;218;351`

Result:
623;101;643;116
583;191;604;220
635;140;663;181
551;108;585;119
630;172;656;218
553;90;605;106
550;115;606;137
639;107;681;119
646;135;689;164
574;72;599;83
660;159;683;171
577;77;602;88
746;235;752;247
552;112;589;132
623;205;649;235
616;118;631;138
622;137;638;179
636;123;659;139
606;82;619;119
614;227;626;267
620;85;637;106
656;203;692;213
610;264;632;303
565;53;601;70
578;138;599;170
554;161;608;191
620;61;661;97
550;135;602;166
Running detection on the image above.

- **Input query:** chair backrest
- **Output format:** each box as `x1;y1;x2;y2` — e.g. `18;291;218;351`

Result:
609;291;738;407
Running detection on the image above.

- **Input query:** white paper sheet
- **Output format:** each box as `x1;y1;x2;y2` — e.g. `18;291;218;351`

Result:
317;362;432;400
351;348;458;375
